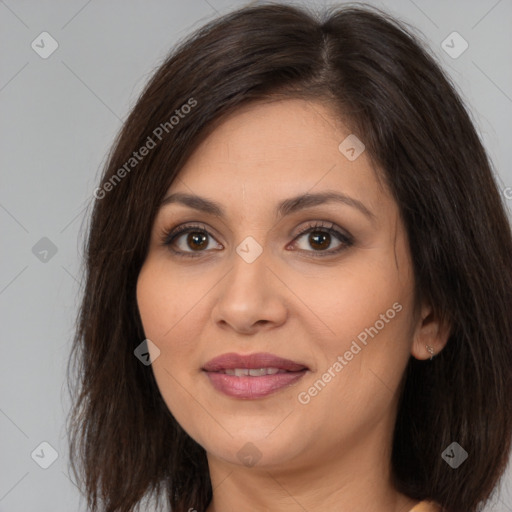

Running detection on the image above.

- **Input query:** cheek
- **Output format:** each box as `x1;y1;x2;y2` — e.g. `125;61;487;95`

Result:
136;260;212;376
136;262;204;426
137;261;195;342
297;248;415;403
137;263;167;338
289;250;410;348
297;303;414;440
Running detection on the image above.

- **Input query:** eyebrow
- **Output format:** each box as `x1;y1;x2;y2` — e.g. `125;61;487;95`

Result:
159;191;376;222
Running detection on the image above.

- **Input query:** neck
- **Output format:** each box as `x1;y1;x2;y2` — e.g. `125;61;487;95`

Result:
205;415;419;512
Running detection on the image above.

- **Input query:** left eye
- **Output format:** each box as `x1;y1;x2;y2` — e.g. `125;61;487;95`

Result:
289;223;353;256
292;227;348;253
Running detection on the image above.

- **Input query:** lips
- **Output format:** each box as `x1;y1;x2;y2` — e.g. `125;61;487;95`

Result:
202;352;308;372
202;352;309;399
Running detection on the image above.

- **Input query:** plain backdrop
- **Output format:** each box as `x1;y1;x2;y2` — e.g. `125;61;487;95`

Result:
1;0;511;511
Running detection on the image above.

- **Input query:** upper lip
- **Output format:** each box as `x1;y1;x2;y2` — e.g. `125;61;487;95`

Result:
202;352;308;372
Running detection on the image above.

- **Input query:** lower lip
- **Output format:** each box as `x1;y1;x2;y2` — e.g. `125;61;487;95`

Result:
204;370;307;399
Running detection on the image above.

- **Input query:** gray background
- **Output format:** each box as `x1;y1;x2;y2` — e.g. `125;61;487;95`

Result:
1;0;511;510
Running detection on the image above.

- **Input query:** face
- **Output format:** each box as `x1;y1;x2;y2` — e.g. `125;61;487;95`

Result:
136;98;423;472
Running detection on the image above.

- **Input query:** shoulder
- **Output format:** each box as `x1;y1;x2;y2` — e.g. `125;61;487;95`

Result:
408;501;442;512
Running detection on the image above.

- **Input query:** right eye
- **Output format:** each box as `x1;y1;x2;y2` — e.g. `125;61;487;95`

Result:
161;223;223;258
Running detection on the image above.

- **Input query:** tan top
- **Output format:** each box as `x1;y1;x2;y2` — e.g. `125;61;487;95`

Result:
409;501;441;512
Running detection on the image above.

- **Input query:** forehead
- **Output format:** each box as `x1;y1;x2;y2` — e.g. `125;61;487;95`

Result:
168;98;391;217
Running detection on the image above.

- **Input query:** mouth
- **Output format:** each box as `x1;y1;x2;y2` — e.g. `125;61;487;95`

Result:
216;367;294;376
202;352;309;399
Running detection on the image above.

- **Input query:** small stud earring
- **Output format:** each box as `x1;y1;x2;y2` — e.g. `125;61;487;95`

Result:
425;345;435;360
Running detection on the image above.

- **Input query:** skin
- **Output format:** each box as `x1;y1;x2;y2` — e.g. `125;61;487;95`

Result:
136;98;450;512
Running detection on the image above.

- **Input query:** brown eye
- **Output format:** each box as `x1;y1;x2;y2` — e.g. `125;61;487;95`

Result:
163;224;223;257
185;231;209;251
162;221;353;259
307;231;332;250
290;222;353;256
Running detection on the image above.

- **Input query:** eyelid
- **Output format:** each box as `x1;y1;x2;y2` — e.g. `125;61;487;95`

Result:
159;222;222;253
288;222;353;257
292;221;352;243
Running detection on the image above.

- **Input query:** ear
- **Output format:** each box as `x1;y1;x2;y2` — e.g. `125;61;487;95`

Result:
411;301;451;360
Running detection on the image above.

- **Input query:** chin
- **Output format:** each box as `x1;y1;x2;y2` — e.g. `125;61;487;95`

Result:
198;429;307;469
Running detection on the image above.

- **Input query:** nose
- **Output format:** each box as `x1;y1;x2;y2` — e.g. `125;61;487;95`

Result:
211;245;288;335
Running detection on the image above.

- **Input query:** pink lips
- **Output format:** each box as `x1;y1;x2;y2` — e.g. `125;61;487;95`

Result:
202;352;309;399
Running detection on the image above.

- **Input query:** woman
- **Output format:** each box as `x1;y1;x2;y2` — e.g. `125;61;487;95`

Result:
67;3;512;512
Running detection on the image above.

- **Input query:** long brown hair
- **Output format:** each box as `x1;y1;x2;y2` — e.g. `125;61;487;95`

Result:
66;3;512;511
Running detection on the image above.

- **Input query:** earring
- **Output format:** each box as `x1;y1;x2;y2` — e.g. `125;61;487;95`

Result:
425;345;435;360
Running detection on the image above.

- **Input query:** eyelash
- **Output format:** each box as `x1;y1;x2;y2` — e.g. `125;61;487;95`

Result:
160;221;354;259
